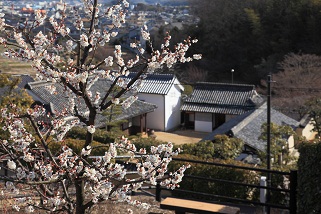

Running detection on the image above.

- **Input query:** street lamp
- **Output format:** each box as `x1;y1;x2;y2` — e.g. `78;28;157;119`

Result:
231;69;234;84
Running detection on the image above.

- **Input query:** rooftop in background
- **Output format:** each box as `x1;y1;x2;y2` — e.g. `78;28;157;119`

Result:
26;77;157;127
181;82;264;115
122;72;183;95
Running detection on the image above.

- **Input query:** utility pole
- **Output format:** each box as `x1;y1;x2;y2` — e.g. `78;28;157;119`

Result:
266;74;272;214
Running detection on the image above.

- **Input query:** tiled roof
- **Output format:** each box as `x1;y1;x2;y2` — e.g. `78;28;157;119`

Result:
26;78;157;124
95;100;157;128
27;81;69;114
202;103;300;151
15;74;34;88
116;100;157;120
122;72;181;95
181;82;263;115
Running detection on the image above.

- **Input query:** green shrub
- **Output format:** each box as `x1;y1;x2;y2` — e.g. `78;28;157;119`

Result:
181;141;215;159
169;155;261;202
66;126;124;144
180;136;243;160
297;142;321;214
168;154;291;206
49;139;108;156
129;136;165;152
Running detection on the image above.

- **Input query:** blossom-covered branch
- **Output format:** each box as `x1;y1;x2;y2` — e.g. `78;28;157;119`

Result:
0;0;201;213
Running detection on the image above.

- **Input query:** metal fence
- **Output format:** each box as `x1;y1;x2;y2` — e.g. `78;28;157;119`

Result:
155;157;297;214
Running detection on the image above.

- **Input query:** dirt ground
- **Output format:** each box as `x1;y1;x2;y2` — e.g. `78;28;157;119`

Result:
153;130;209;145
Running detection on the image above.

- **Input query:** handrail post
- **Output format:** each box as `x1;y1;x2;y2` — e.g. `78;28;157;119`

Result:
156;181;161;202
260;176;267;214
290;170;297;214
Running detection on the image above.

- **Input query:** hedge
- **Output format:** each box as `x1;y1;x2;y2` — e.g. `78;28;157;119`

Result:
168;154;289;205
297;142;321;214
49;139;109;156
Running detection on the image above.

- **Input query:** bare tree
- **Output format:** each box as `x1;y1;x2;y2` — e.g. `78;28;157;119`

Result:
260;53;321;119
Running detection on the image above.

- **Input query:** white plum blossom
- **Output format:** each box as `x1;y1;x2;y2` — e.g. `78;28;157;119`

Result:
104;56;113;67
122;96;138;109
111;31;118;37
0;13;5;31
35;10;46;25
193;54;202;60
12;205;20;211
25;205;35;213
80;34;89;47
87;125;96;134
141;25;150;40
130;43;137;48
66;40;74;52
123;0;129;7
7;160;16;170
139;48;145;55
0;0;200;213
112;98;120;105
23;152;35;162
81;146;92;156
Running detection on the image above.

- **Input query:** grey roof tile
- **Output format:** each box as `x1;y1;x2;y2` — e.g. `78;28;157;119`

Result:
26;78;157;125
181;82;263;115
202;103;300;151
123;72;180;95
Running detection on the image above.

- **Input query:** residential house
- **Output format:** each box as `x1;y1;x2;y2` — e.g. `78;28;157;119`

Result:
202;103;313;157
25;77;157;135
296;114;317;141
122;73;184;132
181;82;264;132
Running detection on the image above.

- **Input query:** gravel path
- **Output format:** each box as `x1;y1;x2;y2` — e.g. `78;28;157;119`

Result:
154;130;209;145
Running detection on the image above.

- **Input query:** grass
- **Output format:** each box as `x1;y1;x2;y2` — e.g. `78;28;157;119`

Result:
0;45;36;76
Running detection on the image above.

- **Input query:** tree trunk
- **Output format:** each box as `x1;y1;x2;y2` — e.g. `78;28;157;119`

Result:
75;180;85;214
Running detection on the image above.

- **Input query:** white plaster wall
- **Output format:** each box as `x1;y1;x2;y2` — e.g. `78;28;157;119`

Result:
288;135;299;158
301;121;316;140
164;84;182;131
138;93;165;131
195;112;212;132
288;135;295;152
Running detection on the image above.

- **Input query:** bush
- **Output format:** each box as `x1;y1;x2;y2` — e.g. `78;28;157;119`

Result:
129;136;165;152
169;155;261;202
168;154;291;206
297;142;321;214
180;135;243;160
181;141;215;159
66;126;123;144
49;139;108;156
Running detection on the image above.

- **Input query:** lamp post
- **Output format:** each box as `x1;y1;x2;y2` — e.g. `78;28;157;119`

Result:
231;69;234;84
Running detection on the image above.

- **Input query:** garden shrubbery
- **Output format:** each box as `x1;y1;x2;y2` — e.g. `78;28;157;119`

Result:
297;141;321;214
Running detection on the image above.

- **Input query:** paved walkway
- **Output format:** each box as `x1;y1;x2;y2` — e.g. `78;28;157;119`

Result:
153;130;209;145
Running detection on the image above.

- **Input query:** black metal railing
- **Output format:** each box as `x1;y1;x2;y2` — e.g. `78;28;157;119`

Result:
156;157;297;214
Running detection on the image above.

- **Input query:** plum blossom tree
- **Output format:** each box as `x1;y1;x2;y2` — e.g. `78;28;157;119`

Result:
0;0;201;213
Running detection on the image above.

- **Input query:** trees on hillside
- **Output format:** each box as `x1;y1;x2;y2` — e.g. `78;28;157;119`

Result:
258;53;321;119
0;1;201;213
187;0;321;84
